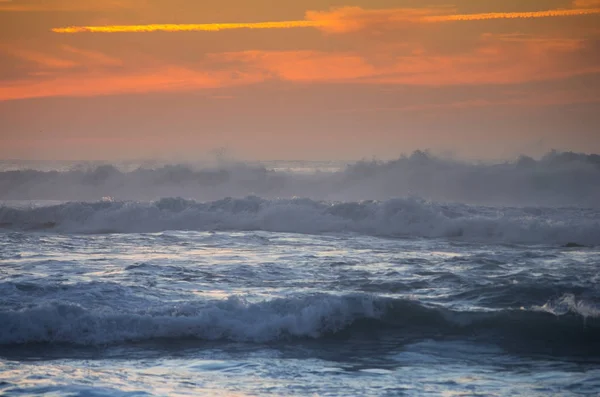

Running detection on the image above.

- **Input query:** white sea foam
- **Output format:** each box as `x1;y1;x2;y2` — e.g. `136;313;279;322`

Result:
535;293;600;319
1;196;599;245
1;293;597;346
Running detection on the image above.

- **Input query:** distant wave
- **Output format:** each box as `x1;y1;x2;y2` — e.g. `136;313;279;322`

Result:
0;294;598;356
1;196;599;245
1;151;599;207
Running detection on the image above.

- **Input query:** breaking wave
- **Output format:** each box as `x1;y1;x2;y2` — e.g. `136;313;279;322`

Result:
0;294;598;356
1;196;599;245
1;151;599;207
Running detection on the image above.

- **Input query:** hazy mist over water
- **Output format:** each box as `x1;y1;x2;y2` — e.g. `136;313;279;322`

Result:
1;150;598;207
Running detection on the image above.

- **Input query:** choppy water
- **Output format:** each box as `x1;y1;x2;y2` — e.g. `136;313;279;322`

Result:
1;155;600;396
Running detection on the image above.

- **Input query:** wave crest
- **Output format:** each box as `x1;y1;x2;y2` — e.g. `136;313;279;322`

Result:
1;294;598;357
1;197;599;245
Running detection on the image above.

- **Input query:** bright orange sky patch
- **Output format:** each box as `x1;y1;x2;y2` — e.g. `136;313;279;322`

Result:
1;0;599;160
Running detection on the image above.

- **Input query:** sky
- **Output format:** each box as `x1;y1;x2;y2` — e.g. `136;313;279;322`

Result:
1;0;599;161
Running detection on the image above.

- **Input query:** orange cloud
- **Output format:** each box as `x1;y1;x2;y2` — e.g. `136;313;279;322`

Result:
0;67;262;101
376;36;598;86
52;21;325;34
4;33;599;101
304;6;446;33
52;5;600;34
0;46;77;69
1;44;125;76
207;34;599;86
60;45;123;67
423;8;600;22
306;6;600;33
212;51;376;82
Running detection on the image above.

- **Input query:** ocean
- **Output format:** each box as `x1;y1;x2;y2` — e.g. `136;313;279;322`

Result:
1;153;599;396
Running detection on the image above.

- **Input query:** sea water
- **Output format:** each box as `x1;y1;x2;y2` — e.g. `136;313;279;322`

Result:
0;155;599;396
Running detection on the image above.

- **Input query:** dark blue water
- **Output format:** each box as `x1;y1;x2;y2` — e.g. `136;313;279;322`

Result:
2;154;600;395
1;218;599;396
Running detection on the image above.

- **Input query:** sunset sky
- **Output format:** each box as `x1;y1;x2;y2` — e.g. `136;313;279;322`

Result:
1;0;599;161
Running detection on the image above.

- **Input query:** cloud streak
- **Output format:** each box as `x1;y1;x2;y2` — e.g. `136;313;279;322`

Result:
52;21;326;33
0;45;78;69
423;8;600;22
0;66;261;101
52;5;600;34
